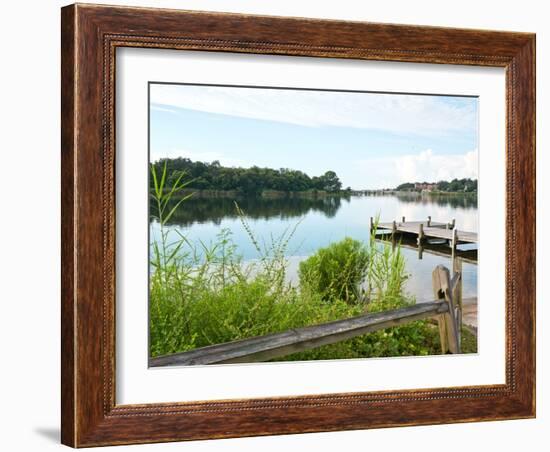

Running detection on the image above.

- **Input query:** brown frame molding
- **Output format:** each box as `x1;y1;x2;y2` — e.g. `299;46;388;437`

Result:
61;3;535;447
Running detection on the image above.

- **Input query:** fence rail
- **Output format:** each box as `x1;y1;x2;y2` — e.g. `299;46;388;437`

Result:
150;300;450;367
150;264;463;367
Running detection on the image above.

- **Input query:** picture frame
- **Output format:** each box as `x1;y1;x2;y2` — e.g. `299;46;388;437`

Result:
61;3;535;447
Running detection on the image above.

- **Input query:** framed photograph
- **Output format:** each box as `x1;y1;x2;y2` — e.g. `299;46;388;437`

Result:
61;3;535;447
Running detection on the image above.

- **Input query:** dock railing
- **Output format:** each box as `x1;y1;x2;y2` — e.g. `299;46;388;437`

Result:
150;264;463;367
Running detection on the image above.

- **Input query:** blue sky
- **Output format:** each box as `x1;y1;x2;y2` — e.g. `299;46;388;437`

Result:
150;83;478;189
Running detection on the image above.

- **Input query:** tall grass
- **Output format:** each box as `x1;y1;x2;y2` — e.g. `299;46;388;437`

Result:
149;163;476;360
365;217;408;309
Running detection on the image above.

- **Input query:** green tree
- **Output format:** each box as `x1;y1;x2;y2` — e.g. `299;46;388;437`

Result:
396;182;415;191
152;158;347;195
316;171;342;192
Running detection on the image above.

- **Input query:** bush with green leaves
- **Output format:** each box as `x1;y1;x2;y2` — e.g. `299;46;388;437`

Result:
298;238;370;304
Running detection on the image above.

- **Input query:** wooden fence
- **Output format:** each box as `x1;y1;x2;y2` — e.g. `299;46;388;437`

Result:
150;264;463;367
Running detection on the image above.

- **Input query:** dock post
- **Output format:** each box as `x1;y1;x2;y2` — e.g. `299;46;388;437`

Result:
391;220;397;249
450;218;456;229
418;223;424;245
370;217;374;234
427;216;431;227
401;216;405;224
451;227;458;268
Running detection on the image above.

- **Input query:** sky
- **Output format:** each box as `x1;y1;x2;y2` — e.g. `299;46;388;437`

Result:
149;83;478;190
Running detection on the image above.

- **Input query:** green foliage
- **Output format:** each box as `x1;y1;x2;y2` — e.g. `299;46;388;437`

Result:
298;217;408;306
312;170;342;192
151;157;344;195
395;178;477;193
395;182;416;191
149;166;477;361
298;238;370;304
437;178;477;193
460;326;478;354
365;221;408;304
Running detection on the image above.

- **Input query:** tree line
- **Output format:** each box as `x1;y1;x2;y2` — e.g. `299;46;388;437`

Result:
395;178;477;193
151;158;344;195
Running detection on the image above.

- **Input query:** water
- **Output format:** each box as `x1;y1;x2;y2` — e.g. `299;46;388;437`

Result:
150;193;478;301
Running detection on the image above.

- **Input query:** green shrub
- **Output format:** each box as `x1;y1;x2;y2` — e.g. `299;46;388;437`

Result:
298;238;370;304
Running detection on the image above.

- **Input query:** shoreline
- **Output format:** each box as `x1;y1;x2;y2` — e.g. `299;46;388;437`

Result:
364;190;477;196
164;188;476;199
167;188;353;199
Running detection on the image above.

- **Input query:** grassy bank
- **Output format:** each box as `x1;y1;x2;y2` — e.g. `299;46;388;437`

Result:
149;164;477;361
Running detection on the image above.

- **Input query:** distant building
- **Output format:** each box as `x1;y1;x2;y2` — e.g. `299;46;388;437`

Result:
414;182;437;191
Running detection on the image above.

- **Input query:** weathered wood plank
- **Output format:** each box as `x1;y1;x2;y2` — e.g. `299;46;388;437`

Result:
377;220;478;243
426;227;477;243
433;267;448;353
450;271;461;293
150;301;449;366
379;220;447;230
432;265;461;354
452;258;463;349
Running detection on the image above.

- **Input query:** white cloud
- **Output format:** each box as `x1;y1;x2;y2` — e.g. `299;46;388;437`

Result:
394;149;478;183
150;148;247;168
354;149;478;189
150;84;476;137
150;105;180;115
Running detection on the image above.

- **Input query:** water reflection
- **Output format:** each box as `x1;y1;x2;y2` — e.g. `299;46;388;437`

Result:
160;192;477;226
362;192;477;209
162;194;350;226
392;192;477;209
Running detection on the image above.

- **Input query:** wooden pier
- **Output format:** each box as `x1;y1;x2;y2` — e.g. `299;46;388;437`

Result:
377;233;477;263
372;216;478;245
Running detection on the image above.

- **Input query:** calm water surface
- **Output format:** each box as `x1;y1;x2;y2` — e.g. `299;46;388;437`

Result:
150;193;478;301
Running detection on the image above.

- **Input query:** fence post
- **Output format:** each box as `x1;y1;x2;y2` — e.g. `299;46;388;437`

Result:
452;258;463;349
432;265;460;354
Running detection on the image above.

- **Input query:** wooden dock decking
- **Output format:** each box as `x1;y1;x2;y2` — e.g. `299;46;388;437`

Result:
374;217;478;244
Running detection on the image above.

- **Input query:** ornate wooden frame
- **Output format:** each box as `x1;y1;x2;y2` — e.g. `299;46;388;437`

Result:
61;3;535;447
